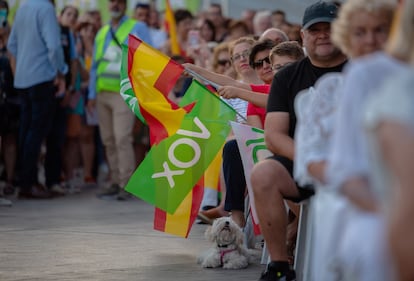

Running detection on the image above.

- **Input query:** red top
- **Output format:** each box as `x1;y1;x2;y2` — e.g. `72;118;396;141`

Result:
247;84;271;127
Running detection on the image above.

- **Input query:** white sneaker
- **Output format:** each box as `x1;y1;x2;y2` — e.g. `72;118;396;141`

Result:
0;197;12;207
50;184;66;196
66;180;81;194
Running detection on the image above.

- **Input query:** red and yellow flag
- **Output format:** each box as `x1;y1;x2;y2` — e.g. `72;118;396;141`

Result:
121;35;234;238
121;35;199;238
121;34;190;144
164;0;181;56
154;181;204;238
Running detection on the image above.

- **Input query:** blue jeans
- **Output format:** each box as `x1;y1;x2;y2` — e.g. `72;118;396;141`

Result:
18;81;56;192
223;139;246;212
45;98;67;187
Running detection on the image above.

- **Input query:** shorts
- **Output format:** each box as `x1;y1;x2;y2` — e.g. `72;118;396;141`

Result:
268;154;315;203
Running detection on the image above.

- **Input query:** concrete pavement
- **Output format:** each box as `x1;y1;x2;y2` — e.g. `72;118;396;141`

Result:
0;185;265;281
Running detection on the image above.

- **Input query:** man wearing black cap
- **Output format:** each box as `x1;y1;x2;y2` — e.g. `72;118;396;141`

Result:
250;1;347;280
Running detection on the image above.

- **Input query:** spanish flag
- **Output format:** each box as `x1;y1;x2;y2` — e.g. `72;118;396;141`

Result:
120;34;189;144
121;35;236;237
164;0;181;56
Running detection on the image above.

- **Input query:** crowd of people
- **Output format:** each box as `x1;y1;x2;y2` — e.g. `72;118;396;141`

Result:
1;0;414;280
0;0;303;205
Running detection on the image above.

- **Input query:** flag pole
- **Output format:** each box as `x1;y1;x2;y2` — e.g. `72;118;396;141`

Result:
184;67;221;89
184;67;247;123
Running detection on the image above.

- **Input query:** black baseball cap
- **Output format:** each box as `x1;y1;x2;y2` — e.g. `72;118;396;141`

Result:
302;1;338;30
135;2;150;9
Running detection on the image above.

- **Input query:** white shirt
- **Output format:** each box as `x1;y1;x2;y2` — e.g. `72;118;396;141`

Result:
223;97;248;123
294;73;343;186
364;68;414;209
327;52;408;191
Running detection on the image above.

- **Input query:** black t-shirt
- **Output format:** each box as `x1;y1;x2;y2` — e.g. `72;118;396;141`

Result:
267;57;347;138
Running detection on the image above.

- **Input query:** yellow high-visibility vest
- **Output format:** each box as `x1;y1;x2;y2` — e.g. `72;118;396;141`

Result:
95;19;136;93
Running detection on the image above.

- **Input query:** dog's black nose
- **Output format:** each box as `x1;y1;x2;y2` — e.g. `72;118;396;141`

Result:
225;221;229;226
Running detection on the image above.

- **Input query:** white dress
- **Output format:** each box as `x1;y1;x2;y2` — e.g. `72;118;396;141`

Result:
325;52;408;281
295;73;357;281
295;53;407;281
365;68;414;211
294;73;343;187
327;52;408;189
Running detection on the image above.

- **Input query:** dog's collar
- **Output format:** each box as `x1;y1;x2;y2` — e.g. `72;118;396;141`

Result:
220;248;236;265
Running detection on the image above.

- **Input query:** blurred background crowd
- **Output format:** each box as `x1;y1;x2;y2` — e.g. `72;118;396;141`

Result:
0;0;310;204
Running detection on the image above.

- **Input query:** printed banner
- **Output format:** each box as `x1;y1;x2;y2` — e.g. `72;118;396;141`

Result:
230;121;272;234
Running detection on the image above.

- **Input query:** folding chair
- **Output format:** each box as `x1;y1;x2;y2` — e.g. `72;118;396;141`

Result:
243;194;260;250
294;198;314;281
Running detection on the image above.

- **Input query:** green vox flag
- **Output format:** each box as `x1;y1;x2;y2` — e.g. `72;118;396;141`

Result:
119;44;146;124
125;80;236;214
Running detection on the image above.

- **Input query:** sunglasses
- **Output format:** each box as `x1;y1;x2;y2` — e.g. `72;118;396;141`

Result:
217;59;231;66
252;57;271;70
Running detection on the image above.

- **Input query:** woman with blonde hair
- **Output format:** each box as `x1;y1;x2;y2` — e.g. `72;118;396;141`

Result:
327;0;400;210
186;36;261;122
331;0;396;58
302;0;414;280
363;0;414;280
294;0;399;279
227;37;261;84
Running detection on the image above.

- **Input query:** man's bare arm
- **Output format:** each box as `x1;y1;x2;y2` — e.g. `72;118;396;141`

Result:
264;112;294;160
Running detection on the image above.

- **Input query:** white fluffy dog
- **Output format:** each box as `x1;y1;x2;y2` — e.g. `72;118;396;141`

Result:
198;217;251;269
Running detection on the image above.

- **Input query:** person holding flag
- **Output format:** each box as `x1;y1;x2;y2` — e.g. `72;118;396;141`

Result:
120;34;236;237
87;0;152;200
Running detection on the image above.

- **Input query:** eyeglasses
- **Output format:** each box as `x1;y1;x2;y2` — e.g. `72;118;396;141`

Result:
217;59;231;66
231;50;250;62
271;62;293;71
252;57;271;70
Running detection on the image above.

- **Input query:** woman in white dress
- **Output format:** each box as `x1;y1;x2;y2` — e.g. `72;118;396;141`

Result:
294;0;398;280
324;0;414;280
364;2;414;279
365;69;414;281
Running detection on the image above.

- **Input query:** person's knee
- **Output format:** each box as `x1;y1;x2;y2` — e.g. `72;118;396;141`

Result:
252;160;289;194
115;132;134;148
252;161;276;193
99;129;116;150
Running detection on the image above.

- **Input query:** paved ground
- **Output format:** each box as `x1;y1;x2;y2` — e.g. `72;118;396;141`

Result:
0;185;265;281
